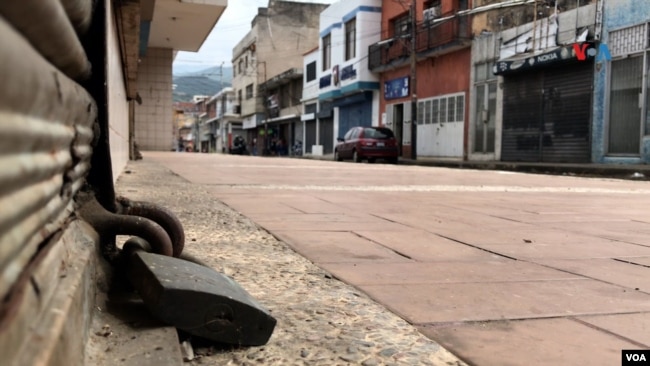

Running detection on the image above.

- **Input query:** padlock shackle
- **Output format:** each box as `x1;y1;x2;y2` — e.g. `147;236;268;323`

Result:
78;196;174;257
116;197;185;257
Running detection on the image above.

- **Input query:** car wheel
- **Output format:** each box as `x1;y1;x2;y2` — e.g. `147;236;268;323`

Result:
334;150;343;161
368;157;376;164
389;157;398;165
353;150;362;163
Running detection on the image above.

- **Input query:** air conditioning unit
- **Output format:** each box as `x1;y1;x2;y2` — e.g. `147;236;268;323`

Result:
423;7;440;22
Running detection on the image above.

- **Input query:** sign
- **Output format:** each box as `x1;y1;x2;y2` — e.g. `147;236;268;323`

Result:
267;94;279;118
319;74;332;89
494;42;597;75
341;64;357;81
384;76;409;100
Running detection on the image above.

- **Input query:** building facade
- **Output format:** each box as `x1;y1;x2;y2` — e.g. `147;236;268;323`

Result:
203;87;242;153
490;2;598;163
593;0;650;163
302;47;321;155
317;0;383;155
370;0;472;159
232;0;328;155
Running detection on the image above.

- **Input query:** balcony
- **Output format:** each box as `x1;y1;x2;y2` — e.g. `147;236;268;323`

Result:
369;12;471;72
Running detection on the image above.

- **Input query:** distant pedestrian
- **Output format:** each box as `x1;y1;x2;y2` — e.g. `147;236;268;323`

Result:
251;137;258;156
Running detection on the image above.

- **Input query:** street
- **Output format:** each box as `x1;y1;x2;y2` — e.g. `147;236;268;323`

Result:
145;151;650;365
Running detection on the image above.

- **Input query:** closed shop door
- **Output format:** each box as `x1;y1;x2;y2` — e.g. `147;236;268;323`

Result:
319;118;334;154
305;120;316;154
338;101;372;136
502;63;592;162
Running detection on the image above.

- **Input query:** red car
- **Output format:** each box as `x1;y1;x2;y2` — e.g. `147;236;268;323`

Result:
334;126;399;164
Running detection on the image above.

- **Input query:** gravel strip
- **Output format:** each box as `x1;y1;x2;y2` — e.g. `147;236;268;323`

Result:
115;159;465;366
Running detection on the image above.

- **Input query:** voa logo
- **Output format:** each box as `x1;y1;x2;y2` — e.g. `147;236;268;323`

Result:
626;353;646;362
622;350;650;365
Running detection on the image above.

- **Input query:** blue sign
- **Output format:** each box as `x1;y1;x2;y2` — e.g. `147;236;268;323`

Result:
384;76;409;100
341;65;357;81
319;74;332;89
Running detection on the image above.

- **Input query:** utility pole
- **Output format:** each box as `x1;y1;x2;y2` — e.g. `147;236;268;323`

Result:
410;0;418;160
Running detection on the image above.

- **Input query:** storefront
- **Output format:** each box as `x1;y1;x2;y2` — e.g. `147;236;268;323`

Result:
495;43;595;163
334;91;374;137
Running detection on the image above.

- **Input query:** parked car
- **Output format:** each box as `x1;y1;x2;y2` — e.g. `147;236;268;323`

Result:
229;135;248;155
334;126;399;164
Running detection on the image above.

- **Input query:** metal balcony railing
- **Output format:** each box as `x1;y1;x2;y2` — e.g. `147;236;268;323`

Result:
369;12;471;71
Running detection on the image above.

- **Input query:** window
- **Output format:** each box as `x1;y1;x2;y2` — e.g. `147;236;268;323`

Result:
306;61;317;82
392;14;410;39
322;34;331;71
432;99;439;123
456;95;464;122
245;84;253;99
447;97;456;122
239;59;244;74
423;0;441;26
425;100;432;124
345;18;356;61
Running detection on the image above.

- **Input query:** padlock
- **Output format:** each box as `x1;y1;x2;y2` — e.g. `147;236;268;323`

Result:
123;239;277;346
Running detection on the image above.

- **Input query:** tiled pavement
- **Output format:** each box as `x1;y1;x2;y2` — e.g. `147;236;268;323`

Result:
146;151;650;365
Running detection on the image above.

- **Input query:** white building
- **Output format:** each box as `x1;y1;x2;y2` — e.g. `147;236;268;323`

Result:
315;0;382;154
205;87;241;153
301;47;321;155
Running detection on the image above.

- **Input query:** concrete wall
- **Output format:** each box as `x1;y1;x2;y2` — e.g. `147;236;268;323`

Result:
106;0;129;182
134;47;174;151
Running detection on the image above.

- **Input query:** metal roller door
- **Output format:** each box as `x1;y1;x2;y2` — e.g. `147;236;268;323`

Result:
319;118;334;154
0;0;96;315
305;120;316;154
502;63;592;162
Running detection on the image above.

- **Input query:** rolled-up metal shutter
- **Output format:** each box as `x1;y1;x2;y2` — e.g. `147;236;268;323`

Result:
0;1;96;300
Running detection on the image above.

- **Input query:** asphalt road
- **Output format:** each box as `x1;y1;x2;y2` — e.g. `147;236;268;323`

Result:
146;151;650;366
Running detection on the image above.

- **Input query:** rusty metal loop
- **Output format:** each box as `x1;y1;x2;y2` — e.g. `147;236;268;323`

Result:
77;196;174;257
122;236;151;257
116;196;185;257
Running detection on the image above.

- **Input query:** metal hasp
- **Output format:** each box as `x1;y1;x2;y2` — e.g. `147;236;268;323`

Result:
125;246;277;346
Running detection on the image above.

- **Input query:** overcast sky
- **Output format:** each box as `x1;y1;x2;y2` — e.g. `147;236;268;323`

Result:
173;0;340;68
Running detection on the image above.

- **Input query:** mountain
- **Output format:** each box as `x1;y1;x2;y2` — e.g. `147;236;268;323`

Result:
172;65;234;102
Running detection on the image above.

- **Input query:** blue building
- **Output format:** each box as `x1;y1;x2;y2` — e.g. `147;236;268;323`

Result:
592;0;650;163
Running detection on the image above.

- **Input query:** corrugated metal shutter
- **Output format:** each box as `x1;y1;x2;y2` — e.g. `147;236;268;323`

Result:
0;2;96;299
502;63;592;162
502;72;544;161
